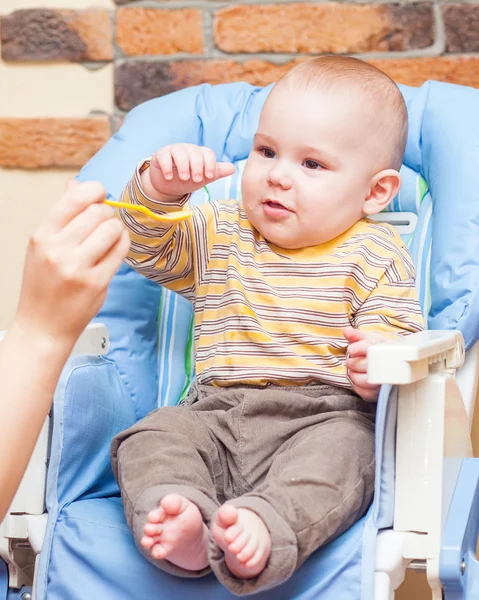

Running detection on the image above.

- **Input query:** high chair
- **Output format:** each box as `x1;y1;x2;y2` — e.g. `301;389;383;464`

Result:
1;79;479;600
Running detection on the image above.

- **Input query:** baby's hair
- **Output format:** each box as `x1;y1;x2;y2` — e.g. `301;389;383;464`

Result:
278;56;408;171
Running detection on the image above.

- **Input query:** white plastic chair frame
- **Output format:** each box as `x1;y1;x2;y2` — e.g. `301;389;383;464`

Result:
372;331;477;599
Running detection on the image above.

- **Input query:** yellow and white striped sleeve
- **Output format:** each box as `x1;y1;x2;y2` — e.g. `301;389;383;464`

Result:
352;251;425;338
117;160;216;301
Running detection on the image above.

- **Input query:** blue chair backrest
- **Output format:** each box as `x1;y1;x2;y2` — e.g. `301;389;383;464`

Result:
78;81;479;421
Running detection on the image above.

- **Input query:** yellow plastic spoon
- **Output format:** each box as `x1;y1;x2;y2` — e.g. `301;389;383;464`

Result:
104;199;192;223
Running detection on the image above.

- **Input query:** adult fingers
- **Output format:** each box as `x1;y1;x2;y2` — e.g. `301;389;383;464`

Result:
37;180;107;238
77;217;125;268
57;202;115;246
65;177;80;192
93;229;130;286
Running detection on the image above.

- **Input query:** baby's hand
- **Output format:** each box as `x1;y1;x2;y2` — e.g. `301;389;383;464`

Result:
343;326;388;401
144;144;235;201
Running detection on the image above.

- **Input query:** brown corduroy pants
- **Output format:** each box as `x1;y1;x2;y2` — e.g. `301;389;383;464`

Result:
111;383;376;596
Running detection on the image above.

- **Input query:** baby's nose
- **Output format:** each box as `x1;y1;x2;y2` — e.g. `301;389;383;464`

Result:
268;165;293;189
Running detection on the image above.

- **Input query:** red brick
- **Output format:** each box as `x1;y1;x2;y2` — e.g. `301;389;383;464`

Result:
214;3;434;54
1;9;113;62
116;8;204;56
370;56;479;89
0;117;112;168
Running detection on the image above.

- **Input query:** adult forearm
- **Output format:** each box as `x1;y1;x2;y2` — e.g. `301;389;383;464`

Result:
0;322;73;520
0;178;129;521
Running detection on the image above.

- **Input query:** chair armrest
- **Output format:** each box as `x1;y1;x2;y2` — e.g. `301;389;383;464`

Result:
368;330;465;385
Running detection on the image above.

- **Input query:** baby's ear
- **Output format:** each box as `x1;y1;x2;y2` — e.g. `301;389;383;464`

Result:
363;170;401;216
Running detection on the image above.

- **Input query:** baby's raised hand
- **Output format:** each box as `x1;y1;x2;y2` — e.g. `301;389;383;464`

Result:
343;326;388;401
145;144;235;201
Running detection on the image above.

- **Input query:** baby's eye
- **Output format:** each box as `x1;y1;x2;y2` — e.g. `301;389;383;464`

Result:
260;147;276;159
304;159;322;170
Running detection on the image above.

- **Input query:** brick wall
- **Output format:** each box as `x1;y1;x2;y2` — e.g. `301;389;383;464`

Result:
1;0;478;170
0;0;477;329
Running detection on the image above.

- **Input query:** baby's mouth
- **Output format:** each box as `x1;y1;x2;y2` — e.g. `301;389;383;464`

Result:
264;200;292;212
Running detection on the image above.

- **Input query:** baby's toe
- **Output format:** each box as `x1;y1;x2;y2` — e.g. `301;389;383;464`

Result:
228;530;251;555
140;535;154;549
160;493;186;516
151;543;168;560
147;506;165;524
144;522;162;537
224;523;243;544
216;504;238;529
237;538;258;564
244;543;268;568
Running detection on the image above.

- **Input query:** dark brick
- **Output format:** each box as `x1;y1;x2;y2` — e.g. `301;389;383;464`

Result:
387;4;434;51
1;9;113;62
443;5;479;53
115;62;175;111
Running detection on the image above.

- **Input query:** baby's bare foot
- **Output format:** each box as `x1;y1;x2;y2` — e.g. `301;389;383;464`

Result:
212;504;271;579
141;493;209;571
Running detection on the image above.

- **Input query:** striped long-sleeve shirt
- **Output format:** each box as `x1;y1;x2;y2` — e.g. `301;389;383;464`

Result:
119;161;424;389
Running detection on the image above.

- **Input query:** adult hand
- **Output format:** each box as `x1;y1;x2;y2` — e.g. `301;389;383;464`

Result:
13;179;130;350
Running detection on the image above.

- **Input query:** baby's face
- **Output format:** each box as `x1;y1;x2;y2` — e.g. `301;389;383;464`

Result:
241;84;382;249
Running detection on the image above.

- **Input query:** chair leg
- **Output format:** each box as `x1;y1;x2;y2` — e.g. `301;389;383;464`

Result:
426;558;444;600
32;555;40;600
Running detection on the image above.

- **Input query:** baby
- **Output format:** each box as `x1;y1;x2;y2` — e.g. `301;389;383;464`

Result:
111;56;423;595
